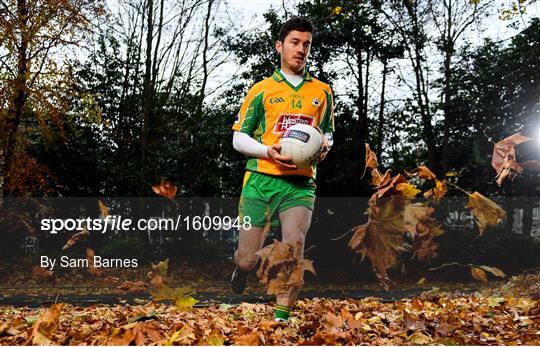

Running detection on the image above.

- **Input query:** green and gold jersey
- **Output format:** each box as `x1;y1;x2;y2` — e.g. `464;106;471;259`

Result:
232;69;335;178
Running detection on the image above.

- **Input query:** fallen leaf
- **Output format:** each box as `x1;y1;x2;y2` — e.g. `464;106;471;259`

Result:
471;266;489;284
31;266;54;280
175;296;198;311
234;333;260;345
479;265;505;278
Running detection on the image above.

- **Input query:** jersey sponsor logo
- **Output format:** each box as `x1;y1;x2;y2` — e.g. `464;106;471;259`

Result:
269;97;285;104
273;114;315;134
312;97;320;107
283;129;310;143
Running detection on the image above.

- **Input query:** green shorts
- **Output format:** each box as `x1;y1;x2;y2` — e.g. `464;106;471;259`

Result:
239;171;316;228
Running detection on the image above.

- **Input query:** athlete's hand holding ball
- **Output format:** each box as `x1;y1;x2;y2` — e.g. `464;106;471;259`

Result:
270;124;325;169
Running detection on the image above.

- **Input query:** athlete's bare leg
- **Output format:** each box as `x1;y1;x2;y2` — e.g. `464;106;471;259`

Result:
276;206;312;307
234;225;266;271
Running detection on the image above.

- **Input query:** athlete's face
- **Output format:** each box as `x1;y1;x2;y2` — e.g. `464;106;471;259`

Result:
276;30;312;75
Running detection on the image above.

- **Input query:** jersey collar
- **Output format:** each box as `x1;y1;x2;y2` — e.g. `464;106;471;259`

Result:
272;69;312;91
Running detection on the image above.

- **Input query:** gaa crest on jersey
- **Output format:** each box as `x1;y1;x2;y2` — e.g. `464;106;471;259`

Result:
273;114;315;134
312;98;320;107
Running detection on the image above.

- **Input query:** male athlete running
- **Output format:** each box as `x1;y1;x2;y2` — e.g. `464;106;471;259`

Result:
231;17;334;323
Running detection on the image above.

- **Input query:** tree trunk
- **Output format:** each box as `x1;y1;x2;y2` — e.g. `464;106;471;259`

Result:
197;0;214;120
376;60;388;159
441;0;453;174
403;0;439;172
3;0;29;197
141;0;154;195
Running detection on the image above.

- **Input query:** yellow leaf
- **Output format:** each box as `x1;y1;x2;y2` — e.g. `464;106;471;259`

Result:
207;335;226;346
163;328;184;346
479;265;505;278
466;192;506;235
395;182;421;199
408;332;431;345
445;171;457;177
334;6;342;15
175;296;198;311
417;277;426;284
471;266;489;284
487;297;505;307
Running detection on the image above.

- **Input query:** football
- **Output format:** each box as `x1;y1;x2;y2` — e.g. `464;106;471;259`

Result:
279;124;324;169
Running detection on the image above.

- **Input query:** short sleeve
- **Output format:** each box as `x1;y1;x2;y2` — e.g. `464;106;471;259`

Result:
232;86;264;135
319;88;335;133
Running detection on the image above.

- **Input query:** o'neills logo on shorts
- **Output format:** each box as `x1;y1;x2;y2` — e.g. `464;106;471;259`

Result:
273;114;314;134
283;129;310;143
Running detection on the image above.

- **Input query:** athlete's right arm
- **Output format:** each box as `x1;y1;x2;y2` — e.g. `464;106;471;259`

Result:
232;131;296;168
233;131;269;158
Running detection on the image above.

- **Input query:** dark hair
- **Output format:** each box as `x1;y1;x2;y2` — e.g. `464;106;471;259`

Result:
278;17;314;42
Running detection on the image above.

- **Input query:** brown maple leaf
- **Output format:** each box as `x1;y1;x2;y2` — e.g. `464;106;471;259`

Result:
151;178;177;199
27;303;63;345
415;165;437;180
255;240;316;295
471;266;489;284
491;132;532;186
349;196;408;290
465;191;506;235
362;143;378;178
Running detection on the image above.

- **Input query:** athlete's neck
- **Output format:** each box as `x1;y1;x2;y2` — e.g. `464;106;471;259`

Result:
280;69;304;87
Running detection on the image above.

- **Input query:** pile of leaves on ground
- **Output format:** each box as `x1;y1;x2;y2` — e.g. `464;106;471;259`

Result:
494;269;540;299
0;294;538;345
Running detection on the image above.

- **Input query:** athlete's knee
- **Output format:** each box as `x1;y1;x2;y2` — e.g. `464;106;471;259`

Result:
235;248;258;271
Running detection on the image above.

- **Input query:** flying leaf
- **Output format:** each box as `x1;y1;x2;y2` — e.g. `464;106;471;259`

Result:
371;169;392;187
466;192;506;235
151;178;177;199
424;179;447;202
255;240;316;295
471;266;489;283
492;132;532;185
395;182;421;199
415;165;437;180
362;143;378;178
349;196;407;290
62;227;89;250
98;200;109;218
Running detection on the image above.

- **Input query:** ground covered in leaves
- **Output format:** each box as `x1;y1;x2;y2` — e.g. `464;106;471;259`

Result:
0;294;538;345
